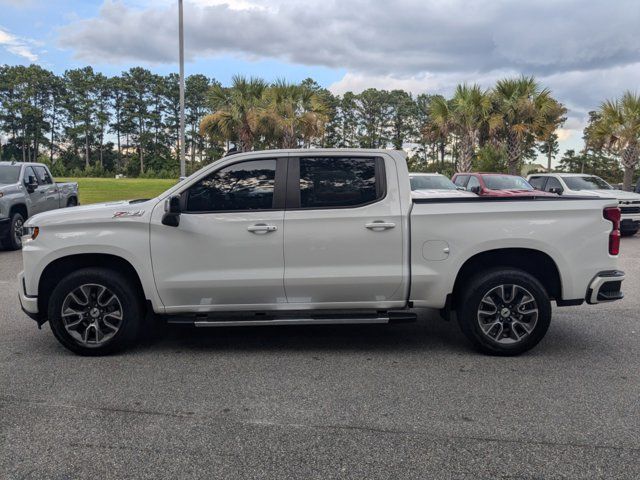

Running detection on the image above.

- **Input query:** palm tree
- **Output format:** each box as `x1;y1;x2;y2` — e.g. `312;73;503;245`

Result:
450;84;491;172
423;95;453;170
200;75;267;152
492;76;565;175
588;91;640;190
262;80;329;148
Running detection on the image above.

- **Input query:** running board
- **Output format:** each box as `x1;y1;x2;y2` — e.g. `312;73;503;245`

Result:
164;310;416;327
194;317;389;327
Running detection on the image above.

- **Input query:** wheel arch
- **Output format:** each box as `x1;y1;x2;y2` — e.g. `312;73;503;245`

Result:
38;253;149;318
10;203;28;219
451;248;562;307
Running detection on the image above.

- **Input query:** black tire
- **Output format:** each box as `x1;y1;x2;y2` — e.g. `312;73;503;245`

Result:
2;212;25;250
48;267;143;356
456;268;552;356
66;197;78;207
621;228;638;237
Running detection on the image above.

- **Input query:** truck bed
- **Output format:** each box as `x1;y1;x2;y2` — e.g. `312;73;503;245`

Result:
409;195;617;308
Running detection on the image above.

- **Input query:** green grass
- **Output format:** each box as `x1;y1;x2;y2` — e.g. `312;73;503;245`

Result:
56;177;177;205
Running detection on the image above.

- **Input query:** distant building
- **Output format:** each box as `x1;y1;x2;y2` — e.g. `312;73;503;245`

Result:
521;163;548;176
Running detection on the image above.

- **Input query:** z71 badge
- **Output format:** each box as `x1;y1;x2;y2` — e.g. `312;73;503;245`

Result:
113;210;145;218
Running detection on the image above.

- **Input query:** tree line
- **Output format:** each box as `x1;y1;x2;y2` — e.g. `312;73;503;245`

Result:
1;64;638;189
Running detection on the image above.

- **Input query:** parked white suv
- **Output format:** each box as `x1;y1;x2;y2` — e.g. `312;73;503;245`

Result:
18;149;625;356
528;173;640;236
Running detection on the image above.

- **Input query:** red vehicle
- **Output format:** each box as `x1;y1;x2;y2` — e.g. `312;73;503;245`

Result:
451;173;557;197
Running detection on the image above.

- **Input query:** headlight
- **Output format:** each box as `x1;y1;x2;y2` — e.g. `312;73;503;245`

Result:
22;226;39;241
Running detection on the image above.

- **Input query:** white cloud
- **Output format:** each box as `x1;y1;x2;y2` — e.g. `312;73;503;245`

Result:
0;26;39;62
58;0;640;76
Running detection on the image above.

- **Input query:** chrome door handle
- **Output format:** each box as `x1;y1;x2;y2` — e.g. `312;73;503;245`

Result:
247;224;278;234
365;221;396;230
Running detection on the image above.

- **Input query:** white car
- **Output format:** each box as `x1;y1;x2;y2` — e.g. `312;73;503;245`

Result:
409;173;477;198
18;149;624;356
527;173;640;236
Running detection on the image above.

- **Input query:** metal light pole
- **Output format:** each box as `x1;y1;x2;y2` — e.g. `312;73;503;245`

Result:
178;0;186;178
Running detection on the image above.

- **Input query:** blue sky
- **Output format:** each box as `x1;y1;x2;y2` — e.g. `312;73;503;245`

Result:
2;0;639;161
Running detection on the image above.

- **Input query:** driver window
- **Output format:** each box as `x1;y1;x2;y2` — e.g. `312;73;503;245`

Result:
467;176;481;190
528;176;545;190
34;166;53;185
545;177;562;193
24;167;37;187
186;159;277;212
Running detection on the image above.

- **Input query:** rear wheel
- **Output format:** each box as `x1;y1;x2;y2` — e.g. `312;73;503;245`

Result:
48;268;143;355
456;268;551;356
621;228;638;237
1;212;25;250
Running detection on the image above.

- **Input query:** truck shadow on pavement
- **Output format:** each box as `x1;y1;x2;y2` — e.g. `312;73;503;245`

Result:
129;308;603;358
136;309;472;356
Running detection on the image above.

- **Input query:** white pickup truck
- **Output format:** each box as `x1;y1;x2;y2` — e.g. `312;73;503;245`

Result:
527;173;640;236
18;149;625;356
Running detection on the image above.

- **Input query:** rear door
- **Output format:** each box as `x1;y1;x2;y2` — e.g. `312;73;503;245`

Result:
283;155;405;307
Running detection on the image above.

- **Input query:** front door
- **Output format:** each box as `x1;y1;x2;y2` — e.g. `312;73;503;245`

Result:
150;157;287;312
33;165;60;211
283;155;405;308
23;166;48;216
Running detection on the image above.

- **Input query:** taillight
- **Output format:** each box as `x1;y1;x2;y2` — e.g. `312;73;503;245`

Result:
603;207;621;255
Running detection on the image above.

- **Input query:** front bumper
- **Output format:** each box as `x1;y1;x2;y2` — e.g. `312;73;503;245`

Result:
586;270;625;304
18;271;40;322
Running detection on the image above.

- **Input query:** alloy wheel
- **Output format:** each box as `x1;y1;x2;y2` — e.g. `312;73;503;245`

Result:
13;217;23;246
477;284;539;344
61;284;124;347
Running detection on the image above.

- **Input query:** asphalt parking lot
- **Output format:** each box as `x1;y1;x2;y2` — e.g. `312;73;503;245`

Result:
1;239;639;480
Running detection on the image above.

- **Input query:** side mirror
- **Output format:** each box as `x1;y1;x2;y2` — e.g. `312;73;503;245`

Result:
470;186;481;194
548;187;563;195
162;195;182;227
25;176;38;193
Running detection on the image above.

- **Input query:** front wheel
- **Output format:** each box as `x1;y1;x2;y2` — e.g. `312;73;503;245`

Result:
456;268;551;356
48;268;143;355
1;212;25;250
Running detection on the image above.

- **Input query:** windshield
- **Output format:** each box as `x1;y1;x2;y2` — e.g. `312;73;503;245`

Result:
410;175;457;191
0;165;21;184
562;176;612;190
483;175;533;190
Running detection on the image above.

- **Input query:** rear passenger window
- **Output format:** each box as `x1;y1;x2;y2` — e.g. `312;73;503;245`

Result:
528;176;545;190
298;157;383;208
